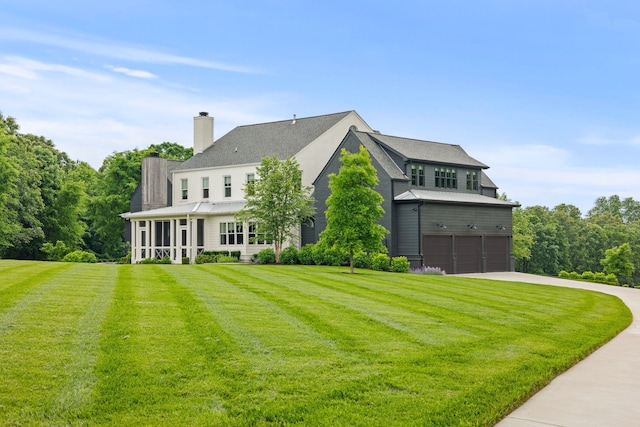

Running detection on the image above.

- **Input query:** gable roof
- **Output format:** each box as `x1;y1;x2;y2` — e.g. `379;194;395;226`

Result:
350;132;407;180
365;133;488;168
175;111;356;171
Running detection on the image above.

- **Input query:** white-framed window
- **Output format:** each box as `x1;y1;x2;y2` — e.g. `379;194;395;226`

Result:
202;177;209;198
224;176;231;198
248;222;272;244
245;173;255;196
181;179;188;200
466;171;478;191
220;222;243;245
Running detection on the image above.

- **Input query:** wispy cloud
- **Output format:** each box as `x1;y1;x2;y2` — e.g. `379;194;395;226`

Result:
0;56;110;81
0;27;258;73
105;65;157;79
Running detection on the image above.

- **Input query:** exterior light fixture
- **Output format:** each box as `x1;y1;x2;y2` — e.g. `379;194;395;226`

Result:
438;223;447;229
468;224;477;229
496;225;506;231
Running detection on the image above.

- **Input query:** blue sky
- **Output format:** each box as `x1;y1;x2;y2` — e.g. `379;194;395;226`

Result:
1;1;639;214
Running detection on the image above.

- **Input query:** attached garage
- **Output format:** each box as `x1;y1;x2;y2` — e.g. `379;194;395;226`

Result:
485;236;510;272
423;235;453;273
455;236;482;274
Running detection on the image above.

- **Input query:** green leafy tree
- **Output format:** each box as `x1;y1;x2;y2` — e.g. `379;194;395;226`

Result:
320;146;389;274
236;156;315;263
0;128;19;254
512;207;535;271
601;243;635;285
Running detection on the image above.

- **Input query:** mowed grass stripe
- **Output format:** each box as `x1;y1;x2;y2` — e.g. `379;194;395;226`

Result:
0;261;73;310
0;263;116;425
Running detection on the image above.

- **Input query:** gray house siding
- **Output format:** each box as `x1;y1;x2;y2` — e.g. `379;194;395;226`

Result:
395;202;421;265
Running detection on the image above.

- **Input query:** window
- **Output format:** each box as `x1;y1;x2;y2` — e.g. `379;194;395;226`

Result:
418;165;425;186
141;230;146;246
220;222;243;245
179;219;187;226
181;179;188;200
411;164;417;185
202;177;209;199
197;219;204;247
435;168;457;189
248;222;272;244
246;173;255;196
155;221;171;247
224;176;231;197
139;221;146;227
410;164;425;187
466;171;478;191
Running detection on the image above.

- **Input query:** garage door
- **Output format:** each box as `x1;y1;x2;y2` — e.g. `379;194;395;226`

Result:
423;235;452;273
455;236;482;274
485;236;509;272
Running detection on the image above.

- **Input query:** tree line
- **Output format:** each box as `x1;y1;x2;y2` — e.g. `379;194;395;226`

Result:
0;113;192;261
1;112;638;285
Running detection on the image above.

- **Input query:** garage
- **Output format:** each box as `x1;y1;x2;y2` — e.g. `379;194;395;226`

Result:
455;236;482;274
423;235;453;273
485;236;510;272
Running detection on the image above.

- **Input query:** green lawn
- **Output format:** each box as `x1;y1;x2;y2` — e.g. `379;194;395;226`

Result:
0;261;631;426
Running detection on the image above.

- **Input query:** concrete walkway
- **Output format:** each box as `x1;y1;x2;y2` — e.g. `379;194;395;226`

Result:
458;272;640;427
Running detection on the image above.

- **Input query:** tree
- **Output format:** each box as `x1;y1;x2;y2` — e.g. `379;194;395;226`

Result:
235;156;315;263
512;207;535;271
320;146;389;273
601;243;635;285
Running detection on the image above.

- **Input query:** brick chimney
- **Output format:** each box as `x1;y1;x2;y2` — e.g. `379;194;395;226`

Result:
194;112;214;154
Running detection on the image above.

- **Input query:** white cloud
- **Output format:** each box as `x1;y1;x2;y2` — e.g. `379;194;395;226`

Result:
106;65;157;79
0;56;110;81
0;27;258;73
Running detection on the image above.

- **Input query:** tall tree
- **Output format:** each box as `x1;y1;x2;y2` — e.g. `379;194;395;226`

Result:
320;146;389;274
236;156;315;263
601;243;635;285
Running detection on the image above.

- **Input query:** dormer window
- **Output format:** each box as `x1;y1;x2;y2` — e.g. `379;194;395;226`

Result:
410;164;425;187
435;168;457;189
466;171;478;191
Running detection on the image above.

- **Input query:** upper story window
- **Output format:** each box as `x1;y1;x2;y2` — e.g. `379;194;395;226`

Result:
181;179;188;200
466;171;478;191
202;177;209;199
224;176;231;198
246;173;255;196
435;168;457;189
410;164;425;187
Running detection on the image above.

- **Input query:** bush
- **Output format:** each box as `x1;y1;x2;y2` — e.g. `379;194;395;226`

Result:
391;256;410;273
182;257;190;265
280;246;299;265
217;255;239;263
138;257;171;264
230;250;241;260
371;253;390;271
257;248;276;264
311;243;327;265
353;251;371;269
558;270;570;279
41;240;70;261
298;244;315;265
581;271;595;281
62;250;97;263
323;247;347;266
411;266;446;275
195;254;217;264
605;274;619;285
118;251;132;264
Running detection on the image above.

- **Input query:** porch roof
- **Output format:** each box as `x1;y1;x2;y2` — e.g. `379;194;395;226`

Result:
120;200;246;219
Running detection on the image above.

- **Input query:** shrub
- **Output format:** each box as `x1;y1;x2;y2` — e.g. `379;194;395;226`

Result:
594;272;607;282
257;248;276;264
118;252;132;264
280;246;299;265
182;257;190;265
558;270;570;279
230;250;241;260
298;244;315;265
217;255;239;263
41;240;70;261
353;251;371;269
311;243;327;265
605;274;619;285
581;271;595;281
568;271;581;280
371;253;390;272
410;266;446;275
62;250;97;263
391;256;410;273
323;247;347;266
195;254;217;264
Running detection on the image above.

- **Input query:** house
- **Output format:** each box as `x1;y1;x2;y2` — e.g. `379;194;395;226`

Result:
120;111;373;263
121;111;518;273
312;130;519;273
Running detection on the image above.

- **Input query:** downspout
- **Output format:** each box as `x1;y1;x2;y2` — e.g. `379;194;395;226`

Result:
418;201;424;267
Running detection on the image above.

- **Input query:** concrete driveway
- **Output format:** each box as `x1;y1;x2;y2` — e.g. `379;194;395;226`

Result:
457;272;640;427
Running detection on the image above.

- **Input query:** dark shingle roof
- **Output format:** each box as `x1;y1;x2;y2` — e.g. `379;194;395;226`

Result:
480;171;498;189
366;133;488;168
175;111;354;171
351;132;407;180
